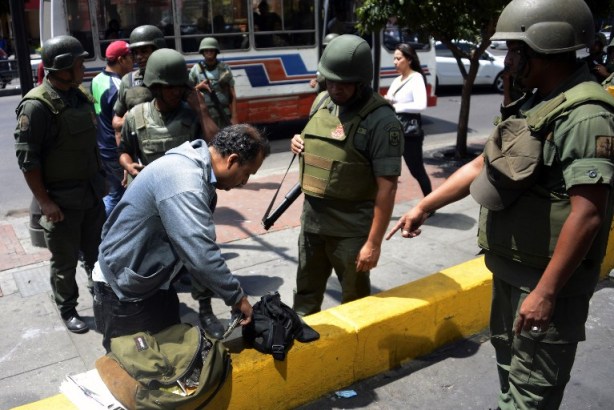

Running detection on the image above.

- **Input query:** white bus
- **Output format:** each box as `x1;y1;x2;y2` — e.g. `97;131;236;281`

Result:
34;0;437;124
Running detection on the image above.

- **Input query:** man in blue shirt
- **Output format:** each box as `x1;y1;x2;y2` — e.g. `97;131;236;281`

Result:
90;41;134;216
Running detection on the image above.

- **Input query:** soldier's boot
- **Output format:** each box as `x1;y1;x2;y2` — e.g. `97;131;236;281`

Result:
199;298;224;340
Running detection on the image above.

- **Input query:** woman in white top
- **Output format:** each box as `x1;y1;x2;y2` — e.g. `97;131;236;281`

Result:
385;43;432;198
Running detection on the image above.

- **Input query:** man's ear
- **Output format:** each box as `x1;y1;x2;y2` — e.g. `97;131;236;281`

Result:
226;153;240;169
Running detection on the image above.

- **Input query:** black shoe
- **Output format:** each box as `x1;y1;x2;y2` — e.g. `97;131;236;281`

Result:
200;312;224;339
62;313;89;334
199;300;224;339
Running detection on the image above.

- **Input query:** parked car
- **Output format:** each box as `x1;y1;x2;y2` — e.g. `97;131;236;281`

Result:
490;40;507;50
435;41;505;93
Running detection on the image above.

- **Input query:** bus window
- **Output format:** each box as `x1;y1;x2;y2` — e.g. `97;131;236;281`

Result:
66;0;94;58
286;0;315;46
253;0;314;48
95;0;172;57
180;0;250;53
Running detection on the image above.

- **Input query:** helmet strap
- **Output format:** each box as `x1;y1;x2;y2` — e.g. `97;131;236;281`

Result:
513;45;532;89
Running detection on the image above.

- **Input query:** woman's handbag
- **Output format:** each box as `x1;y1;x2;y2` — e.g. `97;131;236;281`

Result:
396;112;424;138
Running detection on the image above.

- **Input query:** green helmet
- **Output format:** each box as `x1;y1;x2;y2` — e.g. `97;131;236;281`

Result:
322;33;339;47
490;0;594;54
199;37;220;53
41;35;88;71
129;25;165;50
318;34;372;83
143;49;191;88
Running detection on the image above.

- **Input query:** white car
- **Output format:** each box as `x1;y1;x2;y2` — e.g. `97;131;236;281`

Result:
435;41;505;93
490;40;507;50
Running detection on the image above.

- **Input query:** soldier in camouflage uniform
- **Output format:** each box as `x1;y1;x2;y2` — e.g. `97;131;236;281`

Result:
388;0;614;408
111;25;165;137
14;36;106;334
189;37;237;127
290;34;403;315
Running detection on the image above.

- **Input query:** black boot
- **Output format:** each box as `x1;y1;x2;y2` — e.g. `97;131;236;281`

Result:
199;299;224;339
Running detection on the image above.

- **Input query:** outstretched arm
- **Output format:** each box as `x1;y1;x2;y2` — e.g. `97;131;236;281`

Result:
386;155;484;239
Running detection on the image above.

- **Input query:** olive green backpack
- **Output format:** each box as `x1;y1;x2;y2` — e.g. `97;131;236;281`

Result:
96;323;230;410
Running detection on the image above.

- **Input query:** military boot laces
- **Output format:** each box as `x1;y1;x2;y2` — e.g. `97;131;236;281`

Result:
199;300;224;340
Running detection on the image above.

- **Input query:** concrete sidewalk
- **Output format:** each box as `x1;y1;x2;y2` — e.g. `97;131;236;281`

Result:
2;142;613;409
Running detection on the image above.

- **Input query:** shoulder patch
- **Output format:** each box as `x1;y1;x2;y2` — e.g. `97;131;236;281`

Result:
389;129;401;146
595;135;614;159
18;114;30;132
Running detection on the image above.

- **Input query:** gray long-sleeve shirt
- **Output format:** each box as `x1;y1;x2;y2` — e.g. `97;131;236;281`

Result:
97;139;245;306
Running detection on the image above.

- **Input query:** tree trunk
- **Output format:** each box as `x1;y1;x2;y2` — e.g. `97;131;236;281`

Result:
454;55;481;158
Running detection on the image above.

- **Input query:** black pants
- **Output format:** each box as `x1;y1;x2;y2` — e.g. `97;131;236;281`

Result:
402;134;432;197
94;282;181;352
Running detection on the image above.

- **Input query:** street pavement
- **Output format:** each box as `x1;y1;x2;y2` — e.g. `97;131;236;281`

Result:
1;137;613;409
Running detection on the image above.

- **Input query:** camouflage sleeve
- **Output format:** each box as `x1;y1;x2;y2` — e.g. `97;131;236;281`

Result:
14;99;53;172
554;103;614;189
362;107;404;177
113;76;128;117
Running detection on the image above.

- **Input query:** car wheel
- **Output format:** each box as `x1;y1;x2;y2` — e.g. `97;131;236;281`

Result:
494;73;504;94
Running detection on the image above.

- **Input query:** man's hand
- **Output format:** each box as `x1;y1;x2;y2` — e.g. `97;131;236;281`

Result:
235;296;253;326
355;241;381;272
40;198;64;223
290;134;304;155
594;64;610;79
195;80;212;94
125;162;144;177
513;290;556;335
385;206;428;240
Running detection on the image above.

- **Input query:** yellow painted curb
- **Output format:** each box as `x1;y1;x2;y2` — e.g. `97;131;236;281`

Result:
13;219;614;410
200;256;493;410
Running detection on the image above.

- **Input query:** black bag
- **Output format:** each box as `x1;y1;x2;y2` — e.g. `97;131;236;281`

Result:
242;292;320;360
396;112;424;138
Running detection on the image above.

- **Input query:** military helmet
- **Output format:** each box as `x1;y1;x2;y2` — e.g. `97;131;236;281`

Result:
199;37;220;53
129;25;165;50
318;34;373;83
143;49;191;88
490;0;594;54
42;35;88;71
322;33;339;47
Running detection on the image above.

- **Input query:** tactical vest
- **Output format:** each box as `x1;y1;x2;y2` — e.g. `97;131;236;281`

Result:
22;85;99;185
299;92;391;201
196;62;232;106
132;101;194;165
125;70;153;111
478;81;614;269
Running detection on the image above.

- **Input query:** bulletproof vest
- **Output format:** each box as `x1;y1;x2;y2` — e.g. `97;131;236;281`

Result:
196;62;232;107
478;81;614;268
125;70;153;111
299;92;391;201
22;85;99;185
132;101;194;165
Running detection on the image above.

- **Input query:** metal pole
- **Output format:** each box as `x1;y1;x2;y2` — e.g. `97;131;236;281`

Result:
8;0;34;95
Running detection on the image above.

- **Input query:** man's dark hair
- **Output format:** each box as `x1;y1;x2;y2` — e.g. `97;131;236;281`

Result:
211;124;270;164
